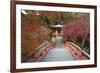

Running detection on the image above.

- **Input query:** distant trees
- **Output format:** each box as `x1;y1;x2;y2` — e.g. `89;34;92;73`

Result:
21;11;52;61
38;11;78;26
62;13;90;53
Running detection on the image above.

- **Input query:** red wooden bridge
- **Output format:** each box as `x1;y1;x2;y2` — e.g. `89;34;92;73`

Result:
24;41;90;62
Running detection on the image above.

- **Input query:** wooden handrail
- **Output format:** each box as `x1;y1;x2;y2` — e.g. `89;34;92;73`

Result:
25;41;54;62
65;42;81;51
27;41;49;57
81;50;90;59
64;42;90;60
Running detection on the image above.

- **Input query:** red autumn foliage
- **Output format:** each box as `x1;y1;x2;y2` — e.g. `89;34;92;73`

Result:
21;14;50;58
63;19;90;46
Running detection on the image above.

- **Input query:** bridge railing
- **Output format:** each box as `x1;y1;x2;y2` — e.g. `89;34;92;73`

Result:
23;41;54;62
64;42;90;60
